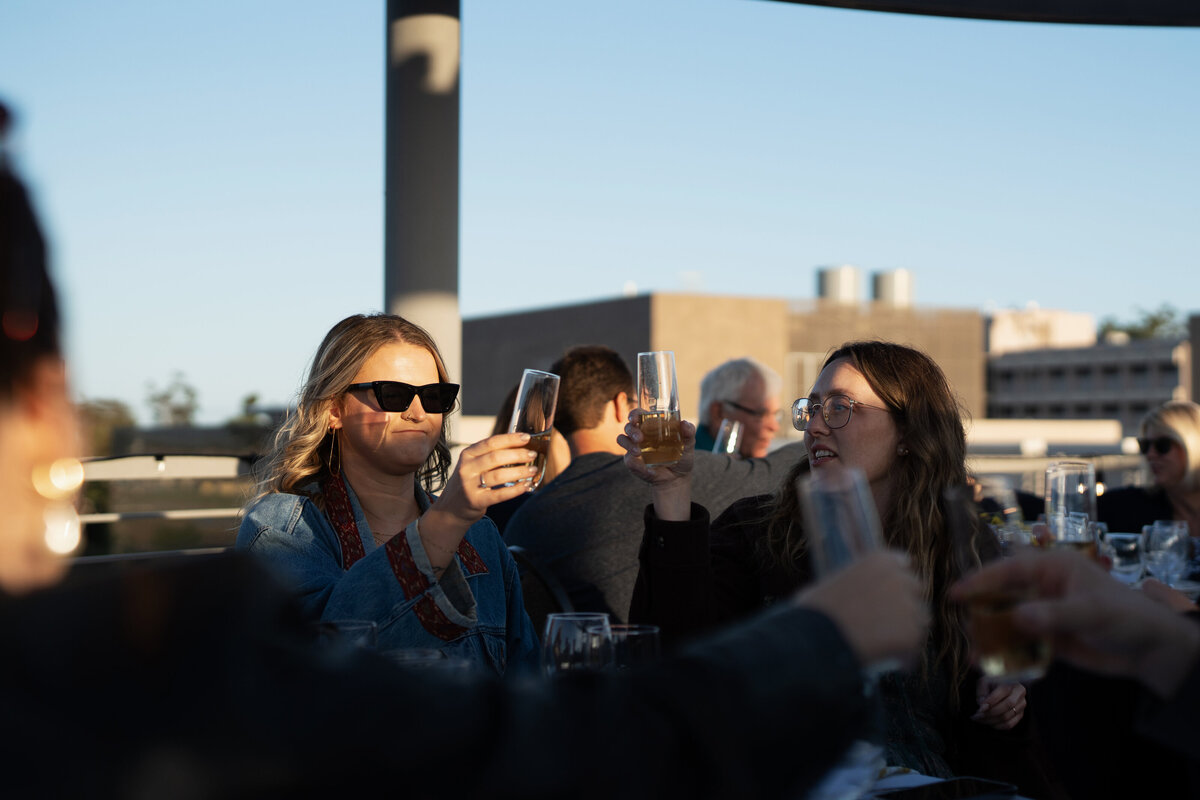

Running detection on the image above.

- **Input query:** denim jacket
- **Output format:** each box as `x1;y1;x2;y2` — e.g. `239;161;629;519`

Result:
237;478;539;676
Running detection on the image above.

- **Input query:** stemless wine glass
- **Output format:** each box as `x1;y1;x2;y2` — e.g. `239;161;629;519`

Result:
1044;462;1098;556
635;351;683;467
945;484;1051;683
542;612;613;676
609;624;662;670
1105;533;1144;585
506;368;560;489
797;467;884;577
712;418;744;456
1144;520;1189;587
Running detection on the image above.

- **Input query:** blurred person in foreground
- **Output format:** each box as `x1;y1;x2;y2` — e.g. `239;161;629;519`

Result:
694;357;782;458
505;345;804;620
622;341;1049;788
238;312;540;674
954;550;1200;797
1099;400;1200;538
0;110;932;799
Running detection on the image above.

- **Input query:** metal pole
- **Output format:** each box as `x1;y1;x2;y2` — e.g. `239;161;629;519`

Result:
384;0;462;386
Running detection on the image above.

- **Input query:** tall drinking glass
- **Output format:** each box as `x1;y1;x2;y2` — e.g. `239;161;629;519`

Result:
542;612;613;676
946;484;1051;683
712;418;744;456
1044;462;1098;557
797;467;884;577
635;351;683;467
506;369;560;489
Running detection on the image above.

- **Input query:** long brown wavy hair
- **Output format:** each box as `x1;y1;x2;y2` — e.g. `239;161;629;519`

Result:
759;341;986;703
250;313;455;506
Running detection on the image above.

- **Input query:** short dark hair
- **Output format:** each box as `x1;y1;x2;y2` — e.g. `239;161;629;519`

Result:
550;346;634;436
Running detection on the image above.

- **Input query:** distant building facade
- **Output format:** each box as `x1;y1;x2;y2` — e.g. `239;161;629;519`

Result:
986;337;1191;436
461;266;985;449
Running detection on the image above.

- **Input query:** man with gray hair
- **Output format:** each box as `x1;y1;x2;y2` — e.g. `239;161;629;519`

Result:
695;357;782;458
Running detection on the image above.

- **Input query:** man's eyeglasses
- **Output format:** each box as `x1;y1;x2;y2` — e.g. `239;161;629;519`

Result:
346;381;460;414
791;395;885;432
723;400;782;422
1138;436;1176;456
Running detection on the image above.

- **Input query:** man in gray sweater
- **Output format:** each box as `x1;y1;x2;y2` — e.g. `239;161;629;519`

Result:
504;345;804;621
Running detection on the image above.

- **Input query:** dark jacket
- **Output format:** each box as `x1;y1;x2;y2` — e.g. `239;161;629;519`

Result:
630;495;1054;791
0;551;871;799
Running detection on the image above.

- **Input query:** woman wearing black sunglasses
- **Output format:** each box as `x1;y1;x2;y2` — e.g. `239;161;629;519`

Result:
1099;400;1200;542
238;313;541;674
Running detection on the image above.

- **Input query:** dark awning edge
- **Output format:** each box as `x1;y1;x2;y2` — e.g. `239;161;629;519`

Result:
761;0;1200;26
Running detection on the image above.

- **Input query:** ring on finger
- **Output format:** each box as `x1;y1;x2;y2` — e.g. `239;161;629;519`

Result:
479;473;488;489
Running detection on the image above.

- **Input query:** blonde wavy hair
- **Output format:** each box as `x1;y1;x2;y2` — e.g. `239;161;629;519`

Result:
251;313;455;506
757;341;989;704
1141;400;1200;491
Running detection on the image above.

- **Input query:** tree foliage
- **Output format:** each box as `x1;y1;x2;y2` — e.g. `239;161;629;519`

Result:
1098;304;1186;341
146;372;199;426
78;398;135;457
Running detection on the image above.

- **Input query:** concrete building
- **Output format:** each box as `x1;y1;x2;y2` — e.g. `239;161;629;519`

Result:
986;337;1191;436
462;266;985;449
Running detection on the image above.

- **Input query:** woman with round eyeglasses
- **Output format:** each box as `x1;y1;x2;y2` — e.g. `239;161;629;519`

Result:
238;313;540;674
1099;400;1200;541
620;341;1052;788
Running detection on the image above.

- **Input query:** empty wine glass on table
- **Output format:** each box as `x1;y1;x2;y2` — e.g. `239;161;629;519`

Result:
505;369;560;489
542;612;613;676
1144;520;1189;588
609;624;661;670
712;418;744;456
635;351;683;467
1104;533;1145;585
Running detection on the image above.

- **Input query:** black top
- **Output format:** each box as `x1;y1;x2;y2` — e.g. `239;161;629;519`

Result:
0;550;874;799
1097;485;1174;533
629;496;1056;787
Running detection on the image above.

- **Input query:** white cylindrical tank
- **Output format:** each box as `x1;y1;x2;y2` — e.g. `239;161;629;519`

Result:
872;269;914;307
817;265;860;305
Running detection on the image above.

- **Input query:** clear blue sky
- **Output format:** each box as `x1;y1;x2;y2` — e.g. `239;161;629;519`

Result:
2;0;1197;425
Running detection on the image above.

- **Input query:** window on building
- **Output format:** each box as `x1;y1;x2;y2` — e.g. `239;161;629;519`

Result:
1130;364;1149;388
1101;366;1121;390
1074;367;1093;390
1159;363;1179;388
1048;368;1066;391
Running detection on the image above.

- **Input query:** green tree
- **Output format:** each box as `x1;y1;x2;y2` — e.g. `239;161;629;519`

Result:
78;398;136;457
146;372;199;426
1098;304;1186;341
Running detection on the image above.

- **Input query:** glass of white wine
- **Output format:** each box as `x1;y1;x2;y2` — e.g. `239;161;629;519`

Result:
506;369;560;489
635;351;683;467
712;418;744;456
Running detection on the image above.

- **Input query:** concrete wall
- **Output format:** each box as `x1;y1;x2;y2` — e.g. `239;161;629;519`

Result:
462;296;651;418
786;301;986;417
649;294;789;422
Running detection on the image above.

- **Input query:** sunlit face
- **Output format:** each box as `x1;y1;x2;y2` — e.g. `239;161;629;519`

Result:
722;374;781;458
1143;426;1187;490
0;358;79;594
803;358;902;514
329;341;444;479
